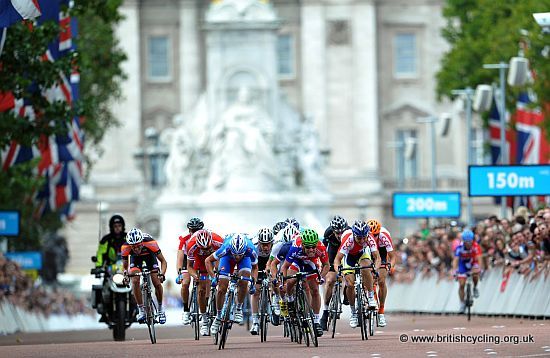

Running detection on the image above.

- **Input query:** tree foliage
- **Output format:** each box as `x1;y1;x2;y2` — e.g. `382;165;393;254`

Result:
437;0;550;137
0;0;126;250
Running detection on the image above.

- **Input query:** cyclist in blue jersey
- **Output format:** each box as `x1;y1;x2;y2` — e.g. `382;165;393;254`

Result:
206;233;258;334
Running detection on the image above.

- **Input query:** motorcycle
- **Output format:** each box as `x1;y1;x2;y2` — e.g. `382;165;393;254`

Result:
90;257;136;341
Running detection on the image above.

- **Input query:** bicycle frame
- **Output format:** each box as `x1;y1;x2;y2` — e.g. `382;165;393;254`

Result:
129;268;158;344
218;273;254;350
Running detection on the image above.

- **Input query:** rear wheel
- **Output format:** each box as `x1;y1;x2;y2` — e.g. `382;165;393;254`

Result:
357;287;367;340
191;286;200;340
368;310;376;336
259;285;269;342
329;283;340;339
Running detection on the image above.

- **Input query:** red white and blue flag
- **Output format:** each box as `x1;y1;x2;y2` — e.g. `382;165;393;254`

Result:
0;0;41;27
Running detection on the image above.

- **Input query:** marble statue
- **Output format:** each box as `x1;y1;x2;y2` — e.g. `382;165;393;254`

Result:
206;86;279;191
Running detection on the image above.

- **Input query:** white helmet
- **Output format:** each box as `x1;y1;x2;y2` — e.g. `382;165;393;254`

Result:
257;227;274;244
195;229;212;249
126;228;144;245
281;225;300;243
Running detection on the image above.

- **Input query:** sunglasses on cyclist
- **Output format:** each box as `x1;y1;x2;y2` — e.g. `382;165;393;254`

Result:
303;245;317;250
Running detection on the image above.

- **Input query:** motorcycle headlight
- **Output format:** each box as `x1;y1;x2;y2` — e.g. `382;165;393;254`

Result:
112;273;125;285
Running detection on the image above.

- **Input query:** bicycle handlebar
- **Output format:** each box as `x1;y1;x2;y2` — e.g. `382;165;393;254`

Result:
282;269;321;281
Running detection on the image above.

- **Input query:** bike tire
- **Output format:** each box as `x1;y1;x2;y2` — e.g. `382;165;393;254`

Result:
466;283;472;321
297;300;309;347
113;297;126;341
356;286;366;341
192;286;200;340
330;283;341;339
208;287;218;344
305;300;318;347
147;299;157;344
369;310;376;336
260;285;269;342
218;292;234;350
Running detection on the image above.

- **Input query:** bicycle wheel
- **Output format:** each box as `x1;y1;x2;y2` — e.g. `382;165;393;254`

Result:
191;286;200;340
329;283;341;339
207;286;218;343
466;282;472;321
296;294;310;347
368;310;376;336
303;297;318;347
356;286;367;341
259;285;269;342
218;292;234;350
147;296;157;344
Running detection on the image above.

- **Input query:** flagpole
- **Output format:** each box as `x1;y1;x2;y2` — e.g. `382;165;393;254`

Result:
483;62;509;220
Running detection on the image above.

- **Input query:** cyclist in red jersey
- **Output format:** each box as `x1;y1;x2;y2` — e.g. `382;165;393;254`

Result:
334;220;380;328
122;228;168;324
367;219;395;327
176;217;204;325
185;229;224;335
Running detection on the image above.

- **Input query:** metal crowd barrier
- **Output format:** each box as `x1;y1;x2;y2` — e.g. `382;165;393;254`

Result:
385;268;550;318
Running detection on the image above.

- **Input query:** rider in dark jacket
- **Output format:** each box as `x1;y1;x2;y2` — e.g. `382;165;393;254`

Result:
95;215;127;268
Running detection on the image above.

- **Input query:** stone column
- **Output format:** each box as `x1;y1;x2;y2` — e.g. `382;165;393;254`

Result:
179;0;201;115
352;0;378;174
301;1;327;148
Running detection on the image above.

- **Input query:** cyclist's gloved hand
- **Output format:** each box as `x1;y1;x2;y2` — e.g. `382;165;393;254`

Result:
158;273;166;283
318;277;325;285
175;274;183;284
211;277;218;287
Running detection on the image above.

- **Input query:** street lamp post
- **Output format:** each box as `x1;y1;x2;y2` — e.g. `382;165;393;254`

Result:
416;116;438;191
452;87;474;227
483;62;509;220
387;140;405;237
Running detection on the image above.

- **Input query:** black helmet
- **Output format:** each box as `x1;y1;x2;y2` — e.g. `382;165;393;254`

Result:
187;217;204;231
109;214;125;232
330;215;348;233
272;221;286;236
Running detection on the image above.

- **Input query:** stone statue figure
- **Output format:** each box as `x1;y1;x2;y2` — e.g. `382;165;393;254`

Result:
297;116;326;191
206;86;279;191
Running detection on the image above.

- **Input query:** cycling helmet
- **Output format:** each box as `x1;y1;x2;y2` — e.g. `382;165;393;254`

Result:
281;225;300;243
462;230;474;242
351;220;370;237
109;214;125;232
187;217;204;231
301;228;319;247
366;219;381;235
284;217;300;229
272;221;286;236
126;228;144;245
330;215;348;233
195;229;212;249
230;233;247;255
257;227;274;244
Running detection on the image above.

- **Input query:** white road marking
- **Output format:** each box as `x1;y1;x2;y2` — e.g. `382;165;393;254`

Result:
453;327;466;330
484;349;494;352
414;328;425;332
541;346;549;349
486;352;497;355
371;354;381;357
491;325;505;329
426;352;437;354
427;355;438;357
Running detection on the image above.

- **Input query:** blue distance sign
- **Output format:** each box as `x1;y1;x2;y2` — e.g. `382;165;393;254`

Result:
5;251;42;270
0;211;20;236
469;165;550;197
393;192;461;218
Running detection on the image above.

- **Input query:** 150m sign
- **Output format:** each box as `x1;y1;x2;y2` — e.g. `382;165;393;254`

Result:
393;192;461;218
469;165;550;197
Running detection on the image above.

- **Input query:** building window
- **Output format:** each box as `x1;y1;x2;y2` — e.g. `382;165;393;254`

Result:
147;36;170;81
394;33;417;78
277;34;295;78
397;129;418;181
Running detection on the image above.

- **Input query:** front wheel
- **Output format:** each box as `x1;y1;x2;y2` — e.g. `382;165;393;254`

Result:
113;297;126;341
466;282;472;321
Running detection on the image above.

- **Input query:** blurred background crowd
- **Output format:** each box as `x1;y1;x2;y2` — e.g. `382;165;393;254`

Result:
0;253;92;316
393;206;550;283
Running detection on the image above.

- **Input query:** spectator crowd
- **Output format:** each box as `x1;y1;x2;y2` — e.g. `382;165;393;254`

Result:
0;253;91;316
393;206;550;283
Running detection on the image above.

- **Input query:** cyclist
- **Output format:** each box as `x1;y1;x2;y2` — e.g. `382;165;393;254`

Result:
270;224;300;316
320;215;349;331
367;219;395;327
177;217;204;325
334;220;380;328
185;229;224;336
206;233;258;334
122;228;168;324
453;229;483;313
281;228;329;337
272;221;287;236
284;217;300;230
250;227;274;335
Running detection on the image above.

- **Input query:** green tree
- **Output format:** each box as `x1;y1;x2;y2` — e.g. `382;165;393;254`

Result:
0;0;126;251
437;0;550;138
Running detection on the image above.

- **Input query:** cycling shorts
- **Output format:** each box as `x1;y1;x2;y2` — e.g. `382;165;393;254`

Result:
457;261;480;278
129;254;159;273
342;250;372;275
218;255;252;278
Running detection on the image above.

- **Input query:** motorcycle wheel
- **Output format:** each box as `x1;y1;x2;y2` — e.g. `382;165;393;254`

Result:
113;297;126;341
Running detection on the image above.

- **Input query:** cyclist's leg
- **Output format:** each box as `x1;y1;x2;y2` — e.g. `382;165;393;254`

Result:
324;269;336;310
147;256;163;305
129;256;144;305
236;257;252;305
216;256;233;318
181;254;191;311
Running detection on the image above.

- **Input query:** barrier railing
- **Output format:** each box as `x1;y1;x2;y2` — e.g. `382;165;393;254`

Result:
385;269;550;317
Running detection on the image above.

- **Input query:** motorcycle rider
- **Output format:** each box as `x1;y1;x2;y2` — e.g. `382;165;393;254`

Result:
95;214;127;268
